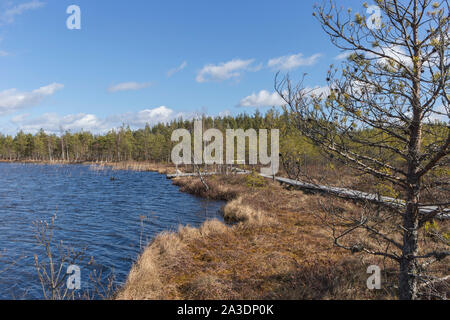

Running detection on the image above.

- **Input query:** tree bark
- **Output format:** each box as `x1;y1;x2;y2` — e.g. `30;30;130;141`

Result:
399;196;420;300
398;8;424;298
399;122;421;299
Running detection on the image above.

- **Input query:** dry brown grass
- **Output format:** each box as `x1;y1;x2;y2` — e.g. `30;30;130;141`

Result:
95;161;177;175
0;159;180;175
172;175;247;201
223;197;274;225
117;174;406;300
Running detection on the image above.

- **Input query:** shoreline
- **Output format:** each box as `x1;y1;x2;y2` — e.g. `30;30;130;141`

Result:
116;173;395;300
0;160;178;175
0;160;408;299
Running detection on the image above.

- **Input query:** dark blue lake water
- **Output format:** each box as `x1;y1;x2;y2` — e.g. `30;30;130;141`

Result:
0;163;224;299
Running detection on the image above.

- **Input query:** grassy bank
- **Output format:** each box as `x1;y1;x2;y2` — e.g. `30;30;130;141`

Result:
92;161;177;175
117;173;408;300
0;159;178;175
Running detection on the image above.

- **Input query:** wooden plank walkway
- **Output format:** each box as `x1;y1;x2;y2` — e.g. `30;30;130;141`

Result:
167;171;449;220
167;172;219;179
260;174;450;220
167;170;250;179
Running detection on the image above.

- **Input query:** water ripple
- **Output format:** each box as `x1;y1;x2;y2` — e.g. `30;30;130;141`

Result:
0;163;224;299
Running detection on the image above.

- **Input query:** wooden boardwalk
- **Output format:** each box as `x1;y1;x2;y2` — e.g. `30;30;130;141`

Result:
167;172;220;179
167;169;250;179
167;171;449;220
261;174;450;220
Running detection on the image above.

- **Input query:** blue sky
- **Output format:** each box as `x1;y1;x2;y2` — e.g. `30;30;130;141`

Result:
0;0;361;134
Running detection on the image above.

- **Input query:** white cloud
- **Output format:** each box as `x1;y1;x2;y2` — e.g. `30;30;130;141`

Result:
218;110;231;117
0;83;64;116
337;46;418;69
11;113;105;133
238;87;330;108
11;113;30;123
334;52;352;60
425;104;449;123
1;0;45;24
366;45;413;68
306;86;331;97
109;106;177;127
167;61;187;77
108;82;153;93
239;90;285;108
10;106;186;134
268;53;322;71
196;59;256;83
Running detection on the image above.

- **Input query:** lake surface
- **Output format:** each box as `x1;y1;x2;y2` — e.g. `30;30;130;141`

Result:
0;163;225;299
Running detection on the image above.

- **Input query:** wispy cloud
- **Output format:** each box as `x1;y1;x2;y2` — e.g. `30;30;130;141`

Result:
196;58;257;83
369;45;413;67
0;83;64;116
10;106;186;134
424;104;449;123
107;106;178;127
107;81;153;93
167;61;187;77
268;53;322;71
239;90;285;108
306;86;331;97
238;86;329;109
0;0;45;24
334;52;352;60
11;113;105;133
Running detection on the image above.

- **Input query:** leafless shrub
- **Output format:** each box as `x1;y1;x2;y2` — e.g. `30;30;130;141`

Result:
33;214;86;300
33;214;117;300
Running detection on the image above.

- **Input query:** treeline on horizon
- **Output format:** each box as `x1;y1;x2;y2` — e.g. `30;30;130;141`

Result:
0;108;446;166
0;109;318;163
